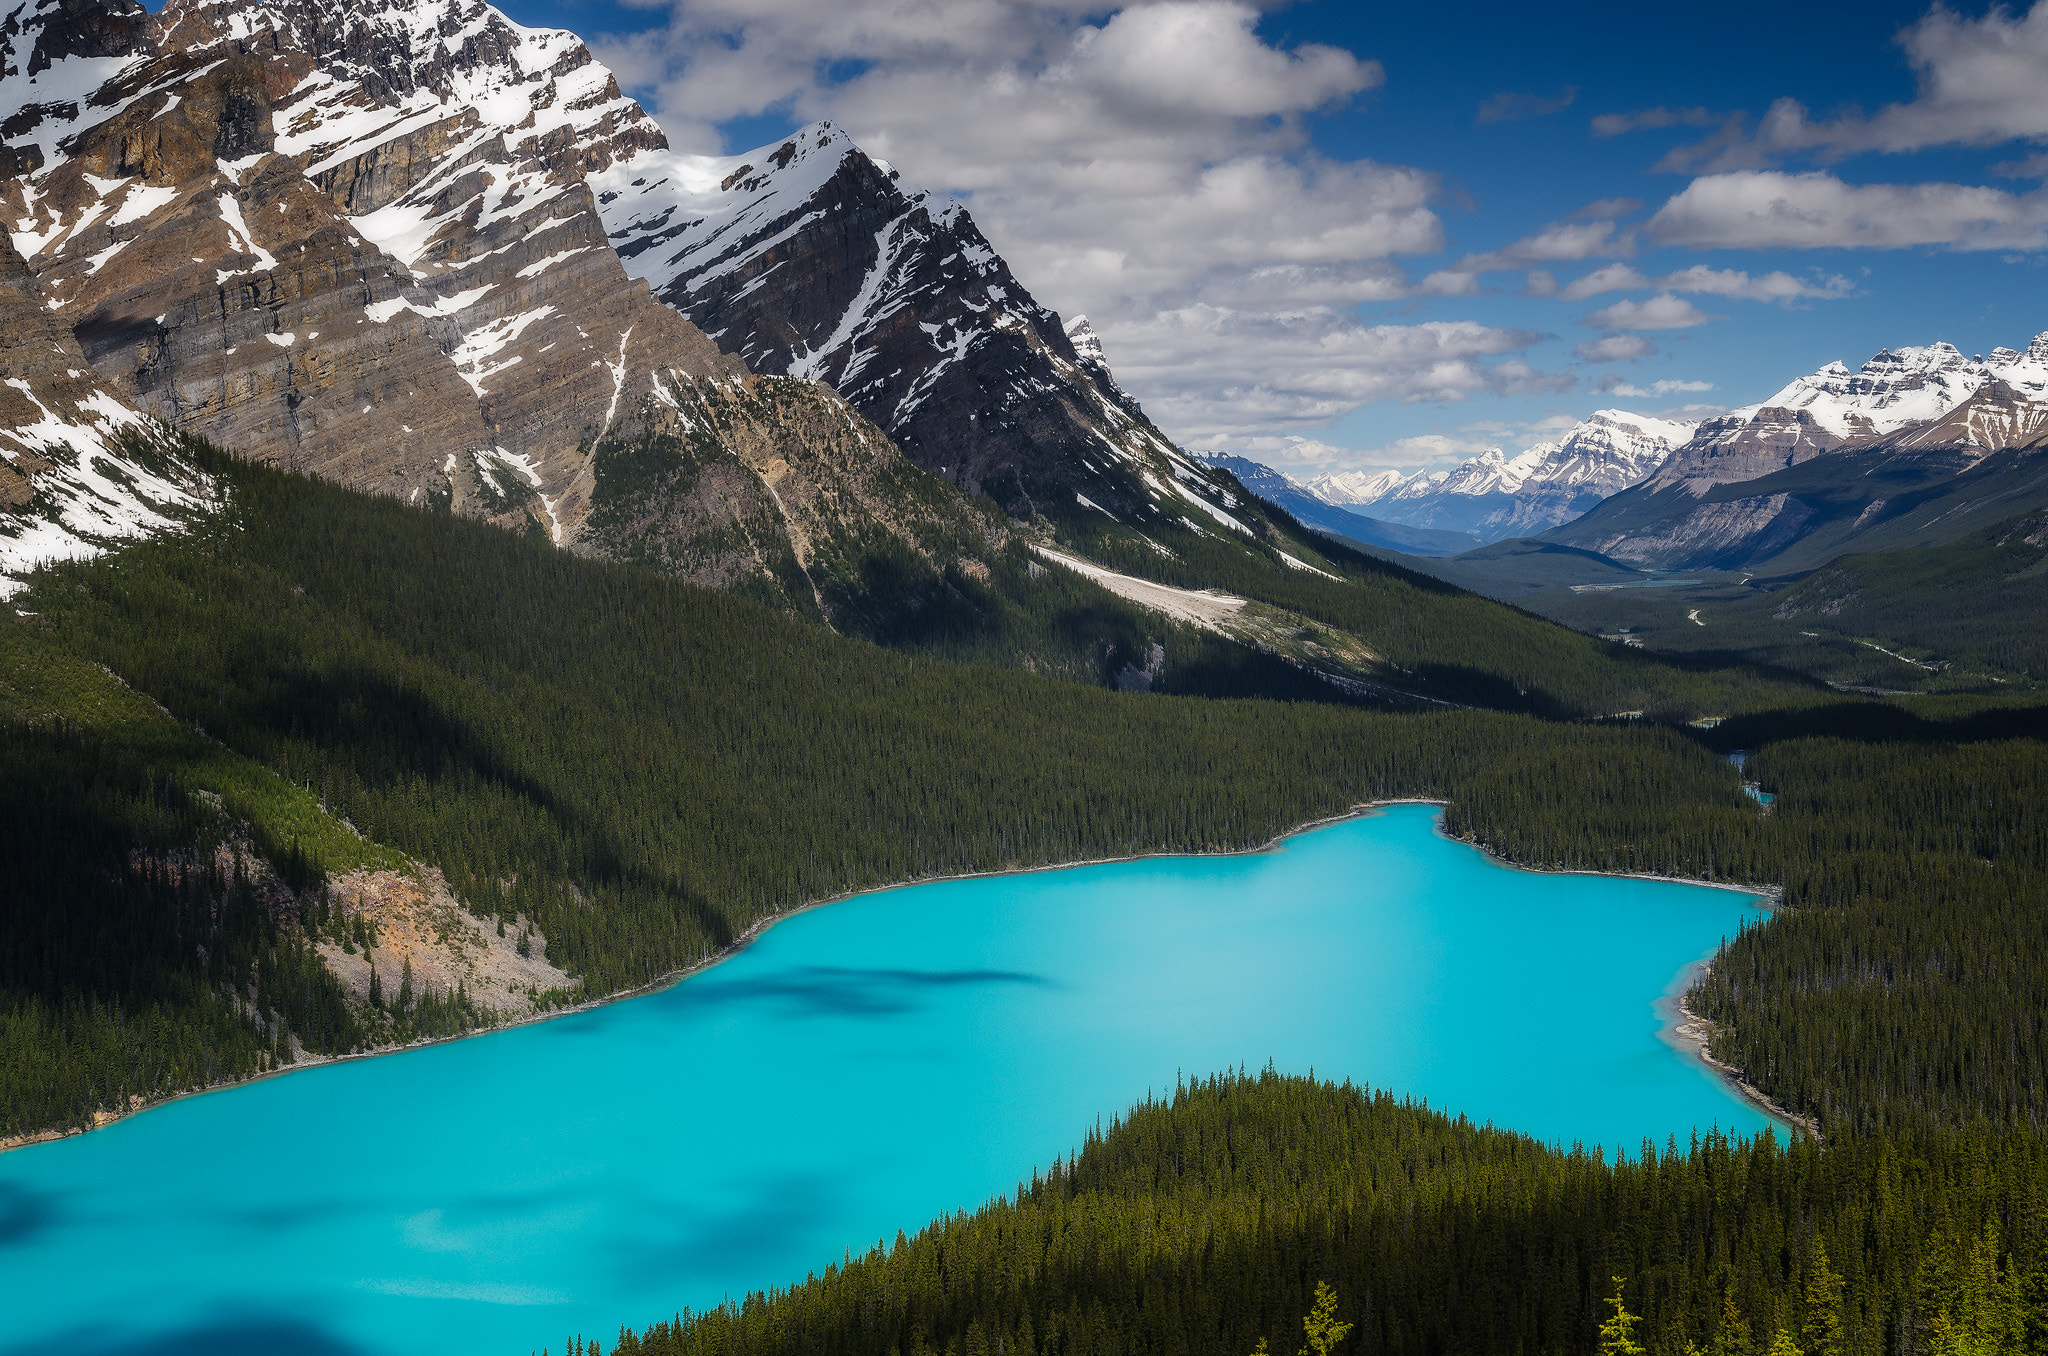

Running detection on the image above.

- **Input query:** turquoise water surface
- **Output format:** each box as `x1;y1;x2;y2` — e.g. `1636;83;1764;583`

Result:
0;805;1771;1354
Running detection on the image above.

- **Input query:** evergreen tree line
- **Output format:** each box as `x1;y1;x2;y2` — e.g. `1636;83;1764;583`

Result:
584;1070;2048;1356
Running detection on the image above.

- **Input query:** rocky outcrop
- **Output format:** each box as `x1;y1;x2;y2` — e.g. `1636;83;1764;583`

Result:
593;122;1198;526
1576;492;1814;571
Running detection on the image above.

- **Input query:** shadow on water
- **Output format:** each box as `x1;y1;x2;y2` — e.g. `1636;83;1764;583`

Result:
7;1317;369;1356
682;965;1052;1018
0;1181;58;1249
608;1171;850;1289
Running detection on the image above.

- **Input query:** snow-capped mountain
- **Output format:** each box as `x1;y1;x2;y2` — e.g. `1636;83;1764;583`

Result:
592;120;1201;526
1291;410;1697;544
0;0;1034;618
0;232;210;597
1;0;741;524
1644;337;2048;493
1198;456;1478;556
1307;467;1407;507
1551;333;2048;571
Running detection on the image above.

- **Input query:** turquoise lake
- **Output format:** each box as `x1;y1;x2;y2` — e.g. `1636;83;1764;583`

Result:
0;804;1772;1354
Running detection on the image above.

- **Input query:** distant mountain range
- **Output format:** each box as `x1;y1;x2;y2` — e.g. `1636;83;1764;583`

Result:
1211;338;2048;579
1196;411;1695;548
1548;337;2048;572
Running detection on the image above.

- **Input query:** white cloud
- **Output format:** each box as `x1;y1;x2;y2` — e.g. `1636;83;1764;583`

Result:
1581;294;1718;331
1655;264;1854;300
1657;1;2048;171
593;1;1552;435
1595;376;1717;396
1557;263;1650;300
1574;334;1657;363
1590;106;1716;138
1456;218;1633;273
1106;308;1568;437
1553;262;1854;302
1647;171;2048;251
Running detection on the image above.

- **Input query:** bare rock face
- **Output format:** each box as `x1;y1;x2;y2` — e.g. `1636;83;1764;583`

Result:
579;372;1007;627
594;122;1201;528
3;0;749;535
1639;407;1845;497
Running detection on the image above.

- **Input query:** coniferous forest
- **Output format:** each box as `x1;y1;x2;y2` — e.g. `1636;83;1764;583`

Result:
3;446;2047;1355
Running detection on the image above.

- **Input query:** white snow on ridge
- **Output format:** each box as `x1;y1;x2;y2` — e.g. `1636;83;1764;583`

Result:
591;123;860;300
0;380;209;599
1739;333;2048;439
1302;409;1696;512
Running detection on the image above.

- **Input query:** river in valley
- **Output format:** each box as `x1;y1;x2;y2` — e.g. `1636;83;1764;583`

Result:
0;804;1772;1354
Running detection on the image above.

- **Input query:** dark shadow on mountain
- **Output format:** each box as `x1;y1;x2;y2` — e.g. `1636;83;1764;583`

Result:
1709;701;2048;752
686;965;1050;1018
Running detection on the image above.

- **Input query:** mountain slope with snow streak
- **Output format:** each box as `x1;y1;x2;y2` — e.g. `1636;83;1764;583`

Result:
0;231;209;597
593;121;1204;528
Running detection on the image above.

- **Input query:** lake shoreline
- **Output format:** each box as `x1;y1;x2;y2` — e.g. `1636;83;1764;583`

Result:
0;797;1785;1155
1664;964;1821;1141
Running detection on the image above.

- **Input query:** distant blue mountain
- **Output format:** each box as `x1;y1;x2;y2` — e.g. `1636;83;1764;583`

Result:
1201;456;1480;557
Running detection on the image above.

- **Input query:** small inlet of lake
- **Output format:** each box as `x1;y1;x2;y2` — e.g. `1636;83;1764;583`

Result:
0;804;1770;1355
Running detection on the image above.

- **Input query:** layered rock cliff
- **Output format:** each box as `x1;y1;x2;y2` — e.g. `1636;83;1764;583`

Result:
2;0;1009;621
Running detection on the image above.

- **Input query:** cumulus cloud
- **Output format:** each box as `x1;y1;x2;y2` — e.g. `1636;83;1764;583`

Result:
1107;309;1569;436
1552;262;1854;302
1557;263;1651;301
593;0;1565;436
1595;376;1717;396
1647;171;2048;251
1457;218;1634;273
1581;294;1718;331
1574;334;1657;363
1476;86;1577;126
1652;2;2048;172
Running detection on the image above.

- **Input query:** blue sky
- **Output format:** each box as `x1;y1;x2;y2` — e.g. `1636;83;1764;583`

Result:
496;0;2048;473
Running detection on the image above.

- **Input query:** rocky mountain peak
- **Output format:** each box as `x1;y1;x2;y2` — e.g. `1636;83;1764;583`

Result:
593;119;1196;524
1063;314;1106;368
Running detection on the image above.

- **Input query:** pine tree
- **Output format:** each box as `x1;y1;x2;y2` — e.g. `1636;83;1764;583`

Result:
1802;1238;1845;1356
1300;1282;1352;1356
1600;1278;1645;1356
